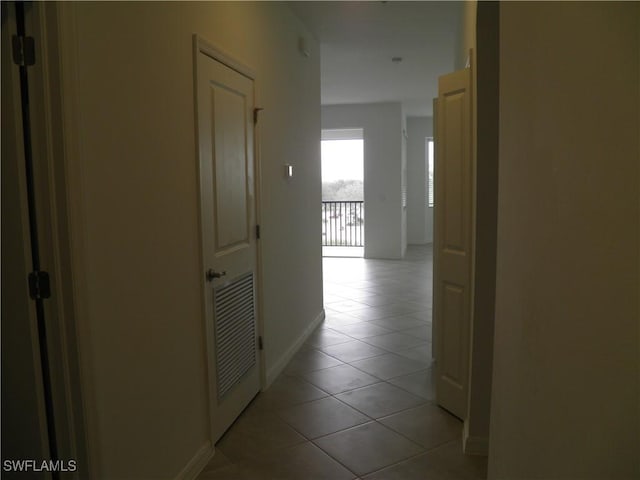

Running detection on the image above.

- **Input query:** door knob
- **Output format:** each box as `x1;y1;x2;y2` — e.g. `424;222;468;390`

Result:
206;269;226;282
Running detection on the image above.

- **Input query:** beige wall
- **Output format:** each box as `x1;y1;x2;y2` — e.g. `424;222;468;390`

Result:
56;2;321;478
489;2;639;478
456;0;477;70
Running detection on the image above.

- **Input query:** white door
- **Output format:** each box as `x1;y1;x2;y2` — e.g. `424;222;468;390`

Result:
433;66;474;420
196;42;261;443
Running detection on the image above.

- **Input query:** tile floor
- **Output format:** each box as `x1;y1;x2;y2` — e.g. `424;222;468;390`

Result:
198;246;487;479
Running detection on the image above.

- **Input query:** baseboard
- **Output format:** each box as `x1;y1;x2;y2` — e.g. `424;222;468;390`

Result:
175;441;213;480
463;421;489;456
265;309;325;387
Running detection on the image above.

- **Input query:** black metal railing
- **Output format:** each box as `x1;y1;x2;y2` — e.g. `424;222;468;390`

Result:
322;201;364;247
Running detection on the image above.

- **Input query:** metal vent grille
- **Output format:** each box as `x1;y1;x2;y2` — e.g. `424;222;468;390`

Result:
213;272;256;401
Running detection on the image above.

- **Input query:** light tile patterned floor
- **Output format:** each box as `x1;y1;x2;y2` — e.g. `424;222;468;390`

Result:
198;246;487;479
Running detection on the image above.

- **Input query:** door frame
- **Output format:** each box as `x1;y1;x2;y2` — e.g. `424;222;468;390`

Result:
2;2;91;476
192;35;266;445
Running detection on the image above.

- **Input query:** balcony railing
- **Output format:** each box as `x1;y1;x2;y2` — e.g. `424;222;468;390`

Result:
322;201;364;247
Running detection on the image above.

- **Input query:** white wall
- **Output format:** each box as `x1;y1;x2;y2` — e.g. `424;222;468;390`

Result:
55;2;322;478
490;2;639;478
322;103;404;259
406;117;434;245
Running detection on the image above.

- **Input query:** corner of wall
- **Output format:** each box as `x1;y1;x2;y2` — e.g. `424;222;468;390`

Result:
463;420;489;456
457;1;478;69
174;443;213;480
264;310;325;387
467;0;498;449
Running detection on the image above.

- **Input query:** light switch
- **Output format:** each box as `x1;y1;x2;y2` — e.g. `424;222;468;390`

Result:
284;164;293;178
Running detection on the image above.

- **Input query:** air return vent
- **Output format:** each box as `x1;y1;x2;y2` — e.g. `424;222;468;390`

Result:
213;272;256;401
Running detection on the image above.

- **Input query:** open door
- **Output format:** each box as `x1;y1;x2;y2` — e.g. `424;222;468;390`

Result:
433;65;474;420
2;2;54;469
195;37;262;443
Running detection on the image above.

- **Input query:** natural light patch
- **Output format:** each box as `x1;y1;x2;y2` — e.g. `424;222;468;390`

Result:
321;139;364;201
427;138;434;208
321;139;363;182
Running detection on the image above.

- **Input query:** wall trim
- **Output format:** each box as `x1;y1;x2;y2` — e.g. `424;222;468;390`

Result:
194;34;256;80
463;421;489;456
265;310;325;387
174;442;213;480
321;128;363;141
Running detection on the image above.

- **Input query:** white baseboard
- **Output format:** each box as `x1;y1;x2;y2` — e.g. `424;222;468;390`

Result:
175;441;213;480
463;421;489;456
265;309;325;387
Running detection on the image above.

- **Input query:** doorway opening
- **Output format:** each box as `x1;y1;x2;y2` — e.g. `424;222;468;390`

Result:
321;128;364;258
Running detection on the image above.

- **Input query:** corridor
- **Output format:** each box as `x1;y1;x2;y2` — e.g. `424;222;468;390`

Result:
198;246;487;479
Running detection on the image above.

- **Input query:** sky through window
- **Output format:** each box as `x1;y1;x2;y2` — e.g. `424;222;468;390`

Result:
321;139;364;183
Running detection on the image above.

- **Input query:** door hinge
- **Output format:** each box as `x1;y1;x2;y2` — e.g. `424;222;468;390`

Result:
12;35;36;66
255;224;261;240
253;107;264;125
28;271;51;300
258;336;263;351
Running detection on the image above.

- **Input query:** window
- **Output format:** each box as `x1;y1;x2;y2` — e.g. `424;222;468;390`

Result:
321;129;364;201
427;138;434;208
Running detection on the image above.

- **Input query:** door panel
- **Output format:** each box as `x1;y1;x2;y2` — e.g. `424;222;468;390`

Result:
212;85;249;250
443;91;466;253
197;46;260;444
442;283;465;384
433;66;473;420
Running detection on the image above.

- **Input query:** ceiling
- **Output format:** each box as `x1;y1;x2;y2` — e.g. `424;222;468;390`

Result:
288;1;462;117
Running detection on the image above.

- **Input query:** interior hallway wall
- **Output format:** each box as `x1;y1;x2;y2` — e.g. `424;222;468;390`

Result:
457;0;477;70
489;2;639;477
54;2;321;478
322;103;404;259
406;116;433;245
464;0;498;455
